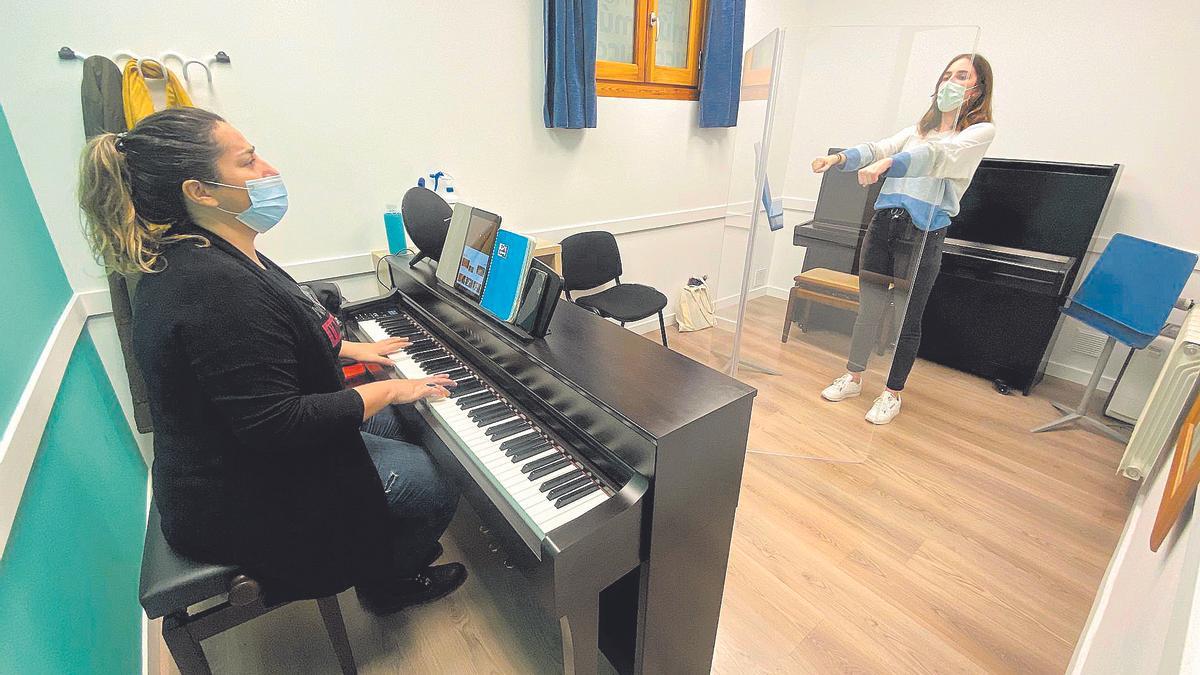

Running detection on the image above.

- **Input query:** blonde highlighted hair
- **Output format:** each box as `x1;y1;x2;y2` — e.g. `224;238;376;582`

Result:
78;108;225;275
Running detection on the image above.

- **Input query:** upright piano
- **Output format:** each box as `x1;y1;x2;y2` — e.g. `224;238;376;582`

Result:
341;255;757;674
794;153;1121;394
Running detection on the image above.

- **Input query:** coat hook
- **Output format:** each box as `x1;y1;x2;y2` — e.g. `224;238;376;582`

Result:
58;46;84;60
214;51;231;64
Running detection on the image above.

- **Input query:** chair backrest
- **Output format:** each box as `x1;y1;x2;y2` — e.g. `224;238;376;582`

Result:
401;187;451;261
561;231;623;292
1071;233;1197;339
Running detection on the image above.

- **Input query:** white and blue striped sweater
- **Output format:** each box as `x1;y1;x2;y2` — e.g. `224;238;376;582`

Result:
840;122;996;231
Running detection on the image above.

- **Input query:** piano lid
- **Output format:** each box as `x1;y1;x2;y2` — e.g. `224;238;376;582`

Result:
388;256;758;442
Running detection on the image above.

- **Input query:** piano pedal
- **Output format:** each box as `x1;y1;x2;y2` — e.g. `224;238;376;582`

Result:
993;379;1012;395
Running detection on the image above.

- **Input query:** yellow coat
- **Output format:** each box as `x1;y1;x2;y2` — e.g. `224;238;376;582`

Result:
123;59;193;128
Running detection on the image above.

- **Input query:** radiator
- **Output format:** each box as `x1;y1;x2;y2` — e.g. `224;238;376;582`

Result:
1119;306;1200;480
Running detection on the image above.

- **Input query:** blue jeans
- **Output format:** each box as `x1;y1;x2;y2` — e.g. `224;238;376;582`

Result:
359;407;459;578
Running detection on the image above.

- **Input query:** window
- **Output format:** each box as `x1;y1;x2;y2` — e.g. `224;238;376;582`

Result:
596;0;708;100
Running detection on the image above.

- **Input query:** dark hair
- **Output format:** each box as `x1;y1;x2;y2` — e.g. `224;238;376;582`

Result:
79;107;225;274
918;53;994;136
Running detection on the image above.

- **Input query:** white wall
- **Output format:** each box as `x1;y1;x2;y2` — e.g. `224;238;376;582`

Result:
770;0;1200;387
1069;446;1200;674
2;0;784;325
2;1;788;428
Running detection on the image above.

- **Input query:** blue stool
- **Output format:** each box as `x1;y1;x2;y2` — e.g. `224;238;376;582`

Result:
1033;234;1197;441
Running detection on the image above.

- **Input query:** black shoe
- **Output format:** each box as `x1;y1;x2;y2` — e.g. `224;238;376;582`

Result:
421;542;444;568
357;562;468;615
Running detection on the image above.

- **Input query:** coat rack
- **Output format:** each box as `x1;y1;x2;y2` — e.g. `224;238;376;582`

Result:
57;47;230;85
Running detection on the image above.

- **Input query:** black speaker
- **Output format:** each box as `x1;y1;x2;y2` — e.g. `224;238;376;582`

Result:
401;187;451;268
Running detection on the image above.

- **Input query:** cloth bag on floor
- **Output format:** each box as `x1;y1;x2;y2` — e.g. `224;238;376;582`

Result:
677;281;716;332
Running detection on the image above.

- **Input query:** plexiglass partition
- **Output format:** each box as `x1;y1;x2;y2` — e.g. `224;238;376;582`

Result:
697;25;981;461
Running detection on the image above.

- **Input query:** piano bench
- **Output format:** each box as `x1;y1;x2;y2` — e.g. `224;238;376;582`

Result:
782;268;890;355
139;501;357;675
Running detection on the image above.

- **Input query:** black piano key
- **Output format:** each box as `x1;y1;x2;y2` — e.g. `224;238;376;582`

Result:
502;436;544;455
457;392;496;408
488;421;532;441
421;358;458;372
506;439;551;458
408;348;444;361
540;470;585;492
485;417;528;434
546;476;593;500
405;338;435;350
528;458;572;480
554;483;601;508
412;350;450;364
382;322;419;331
500;433;545;452
457;392;495;408
449;382;484;398
474;409;515;426
521;452;566;474
445;367;470;380
510;445;553;463
467;402;508;419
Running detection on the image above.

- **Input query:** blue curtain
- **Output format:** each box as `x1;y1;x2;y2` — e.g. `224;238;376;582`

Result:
544;0;598;129
698;0;746;128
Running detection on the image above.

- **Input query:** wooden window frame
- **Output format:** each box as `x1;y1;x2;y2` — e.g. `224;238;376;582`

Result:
597;0;708;101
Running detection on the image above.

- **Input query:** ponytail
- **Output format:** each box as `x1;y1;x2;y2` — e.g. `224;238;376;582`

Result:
78;108;224;275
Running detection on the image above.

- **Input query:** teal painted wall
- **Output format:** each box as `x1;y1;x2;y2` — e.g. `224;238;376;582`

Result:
0;102;146;673
0;333;147;674
0;102;73;423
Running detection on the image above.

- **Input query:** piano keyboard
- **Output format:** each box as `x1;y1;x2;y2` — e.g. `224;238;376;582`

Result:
358;312;610;541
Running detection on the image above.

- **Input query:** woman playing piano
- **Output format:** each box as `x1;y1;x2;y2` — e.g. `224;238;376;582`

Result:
810;53;995;425
78;107;466;613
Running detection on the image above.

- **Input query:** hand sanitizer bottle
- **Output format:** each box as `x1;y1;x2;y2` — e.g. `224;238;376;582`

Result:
384;202;406;255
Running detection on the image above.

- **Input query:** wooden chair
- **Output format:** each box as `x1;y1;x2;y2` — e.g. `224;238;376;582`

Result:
782;268;890;355
139;501;357;675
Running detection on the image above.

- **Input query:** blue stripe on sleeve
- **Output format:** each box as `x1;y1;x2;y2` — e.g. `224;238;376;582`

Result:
838;146;868;172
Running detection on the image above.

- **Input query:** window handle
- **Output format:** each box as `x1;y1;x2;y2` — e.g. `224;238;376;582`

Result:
649;11;659;40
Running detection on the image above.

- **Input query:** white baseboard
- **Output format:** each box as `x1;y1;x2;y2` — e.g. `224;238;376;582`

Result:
0;295;87;558
1044;360;1118;390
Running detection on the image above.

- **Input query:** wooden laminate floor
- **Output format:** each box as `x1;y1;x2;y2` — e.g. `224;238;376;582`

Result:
171;296;1135;674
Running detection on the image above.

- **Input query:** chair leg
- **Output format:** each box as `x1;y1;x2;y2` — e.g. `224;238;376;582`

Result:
316;595;357;675
798;299;812;333
162;613;213;675
782;292;797;343
657;311;669;348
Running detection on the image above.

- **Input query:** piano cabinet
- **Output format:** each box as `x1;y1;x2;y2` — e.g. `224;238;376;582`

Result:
343;255;757;675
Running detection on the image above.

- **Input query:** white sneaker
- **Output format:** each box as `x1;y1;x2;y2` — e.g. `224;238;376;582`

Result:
821;373;862;402
865;391;902;425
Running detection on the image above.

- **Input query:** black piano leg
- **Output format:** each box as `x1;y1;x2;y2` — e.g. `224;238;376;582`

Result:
558;602;599;675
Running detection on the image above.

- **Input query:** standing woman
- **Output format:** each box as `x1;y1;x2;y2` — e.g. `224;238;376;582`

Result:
811;53;995;424
78;107;466;613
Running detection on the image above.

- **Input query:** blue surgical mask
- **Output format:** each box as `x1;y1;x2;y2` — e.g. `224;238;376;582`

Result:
935;81;976;113
205;174;289;233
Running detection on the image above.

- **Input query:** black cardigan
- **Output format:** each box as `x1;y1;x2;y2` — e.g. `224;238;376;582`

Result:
132;232;392;602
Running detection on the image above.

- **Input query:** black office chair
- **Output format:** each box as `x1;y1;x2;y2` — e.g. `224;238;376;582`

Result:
140;501;357;675
560;231;670;347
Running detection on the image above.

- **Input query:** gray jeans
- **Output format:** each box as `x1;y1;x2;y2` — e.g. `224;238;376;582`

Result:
846;208;946;391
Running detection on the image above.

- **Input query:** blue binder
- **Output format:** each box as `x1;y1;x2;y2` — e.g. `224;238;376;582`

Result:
480;229;537;323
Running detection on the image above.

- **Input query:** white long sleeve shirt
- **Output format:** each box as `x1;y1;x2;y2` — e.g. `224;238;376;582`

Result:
839;122;996;230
